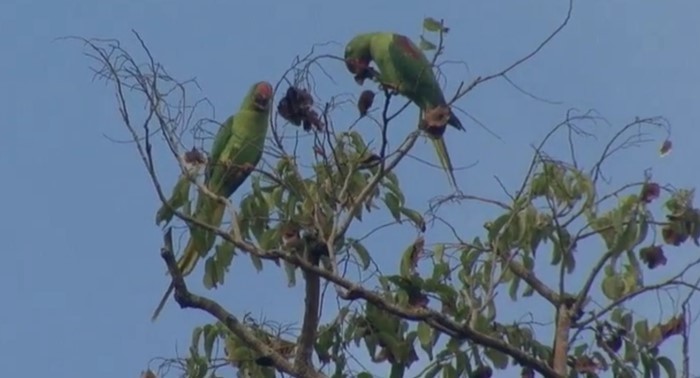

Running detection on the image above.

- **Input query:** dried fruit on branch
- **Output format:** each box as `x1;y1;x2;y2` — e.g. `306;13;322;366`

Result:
277;86;324;131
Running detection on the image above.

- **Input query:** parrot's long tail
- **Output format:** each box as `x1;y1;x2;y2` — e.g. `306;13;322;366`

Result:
150;199;226;321
151;238;199;321
430;137;459;191
151;282;175;321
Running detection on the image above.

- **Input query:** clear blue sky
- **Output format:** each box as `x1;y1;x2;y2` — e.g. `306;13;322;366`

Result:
2;0;699;377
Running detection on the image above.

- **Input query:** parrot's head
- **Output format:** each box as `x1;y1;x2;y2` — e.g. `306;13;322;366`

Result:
280;221;301;249
344;35;374;85
247;81;274;112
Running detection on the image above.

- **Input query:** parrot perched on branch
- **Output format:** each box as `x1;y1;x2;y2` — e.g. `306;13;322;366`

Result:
151;81;273;321
344;32;464;188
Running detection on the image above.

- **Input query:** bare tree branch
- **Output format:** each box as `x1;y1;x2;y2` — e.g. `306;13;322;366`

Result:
160;229;327;378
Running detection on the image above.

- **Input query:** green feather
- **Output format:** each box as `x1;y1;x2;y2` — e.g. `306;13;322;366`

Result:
345;32;464;189
151;81;272;321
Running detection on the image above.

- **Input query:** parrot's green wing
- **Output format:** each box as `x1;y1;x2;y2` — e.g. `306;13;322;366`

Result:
154;120;230;227
385;34;447;110
151;81;273;321
384;34;460;190
206;115;234;181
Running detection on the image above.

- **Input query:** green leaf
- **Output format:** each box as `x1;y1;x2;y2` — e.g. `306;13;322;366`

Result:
258;227;279;250
423;17;443;32
637;215;650;247
203;257;216;289
189;357;208;378
649;357;661;378
351;240;372;270
399;238;423;277
508;276;521;300
484;347;509;369
611;307;623;323
417;321;433;352
215;242;235;270
573;343;587;356
203;324;217;360
191;326;204;349
382;174;405;204
269;186;284;210
425;365;442;378
635;320;650;343
611;217;639;255
156;173;195;226
347;131;368;151
621;312;633;332
648;325;662;346
419;36;437;51
357;373;373;378
214;256;226;286
602;275;624;300
622;262;641;293
433;244;445;261
442;364;457;378
656;356;677;378
487;213;511;241
640;352;658;378
550;237;562;266
623;339;639;365
454;351;469;375
564;246;576;274
592;213;615;248
183;199;193;218
517;206;537;247
249;252;263;272
384;192;402;222
459;245;479;271
401;207;426;232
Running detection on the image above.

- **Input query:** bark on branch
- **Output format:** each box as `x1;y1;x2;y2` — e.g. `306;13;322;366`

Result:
159;229;326;378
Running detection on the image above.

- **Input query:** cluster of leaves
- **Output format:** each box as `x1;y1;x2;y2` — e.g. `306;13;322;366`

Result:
174;317;297;378
198;125;427;291
79;11;698;378
306;155;697;378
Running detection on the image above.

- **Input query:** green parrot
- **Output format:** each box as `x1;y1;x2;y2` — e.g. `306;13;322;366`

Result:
344;32;464;188
151;81;273;321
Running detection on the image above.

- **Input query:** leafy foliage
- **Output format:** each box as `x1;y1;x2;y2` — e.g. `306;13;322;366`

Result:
83;11;697;378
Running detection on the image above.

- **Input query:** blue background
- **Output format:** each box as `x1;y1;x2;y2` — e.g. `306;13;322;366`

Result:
1;0;698;376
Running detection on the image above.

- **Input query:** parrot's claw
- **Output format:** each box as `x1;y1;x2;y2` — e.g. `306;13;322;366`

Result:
379;82;400;96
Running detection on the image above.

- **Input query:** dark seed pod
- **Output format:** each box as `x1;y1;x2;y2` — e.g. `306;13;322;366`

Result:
357;90;375;117
276;86;324;131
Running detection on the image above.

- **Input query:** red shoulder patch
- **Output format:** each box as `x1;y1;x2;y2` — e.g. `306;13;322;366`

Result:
394;34;422;60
